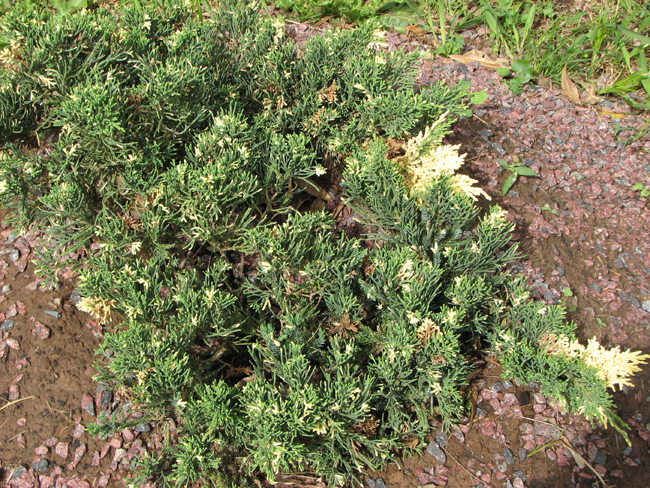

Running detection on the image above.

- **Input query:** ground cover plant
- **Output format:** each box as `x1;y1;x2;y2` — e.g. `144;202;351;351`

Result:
275;0;650;111
0;0;648;486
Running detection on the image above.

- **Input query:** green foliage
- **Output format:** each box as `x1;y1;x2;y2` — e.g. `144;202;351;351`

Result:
0;0;641;486
497;157;539;195
634;181;650;197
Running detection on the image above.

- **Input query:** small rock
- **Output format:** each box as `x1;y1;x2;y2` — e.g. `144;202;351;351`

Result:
135;422;150;433
121;428;134;443
16;433;26;448
44;437;58;447
374;478;386;488
9;384;20;400
623;446;633;456
533;422;560;438
2;284;11;293
1;319;14;331
7;232;18;244
73;423;85;439
33;322;51;340
514;470;526;482
491;382;503;393
594;450;606;465
55;441;69;459
44;310;62;319
497;462;508;473
32;459;49;473
518;447;527;461
502;380;513;389
426;440;446;463
435;432;448;448
365;479;376;488
98;475;111;488
9;249;20;262
506;480;514;488
35;446;48;456
69;290;83;305
6;338;19;350
14;259;27;273
10;465;28;479
81;393;95;416
503;448;516;465
557;267;565;276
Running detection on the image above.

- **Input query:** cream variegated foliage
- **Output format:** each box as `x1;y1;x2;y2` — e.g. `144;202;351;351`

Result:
76;296;116;325
402;112;490;201
541;333;650;390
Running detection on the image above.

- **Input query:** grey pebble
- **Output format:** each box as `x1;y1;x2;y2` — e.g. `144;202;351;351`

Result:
594;451;606;466
44;310;62;319
426;440;446;463
502;380;513;389
543;290;556;302
641;301;650;313
491;142;506;156
135;422;150;433
100;390;113;410
506;481;514;488
590;283;602;293
31;459;49;473
518;447;527;461
435;432;448;448
2;284;10;293
69;290;83;305
514;470;526;482
9;249;20;262
11;466;27;479
365;479;376;488
375;478;386;488
1;319;14;331
7;232;18;244
623;446;633;456
491;381;503;393
557;267;565;276
503;448;516;465
476;407;486;418
620;292;641;308
497;462;508;473
83;400;96;417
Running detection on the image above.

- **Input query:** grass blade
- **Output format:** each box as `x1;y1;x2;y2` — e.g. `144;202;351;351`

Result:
618;25;650;46
521;3;536;51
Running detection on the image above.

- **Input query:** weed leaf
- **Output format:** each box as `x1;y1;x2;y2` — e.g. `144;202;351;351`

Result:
470;91;489;105
503;173;517;195
514;167;539;177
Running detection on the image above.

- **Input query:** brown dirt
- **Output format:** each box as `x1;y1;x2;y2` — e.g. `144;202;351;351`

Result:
3;12;650;488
